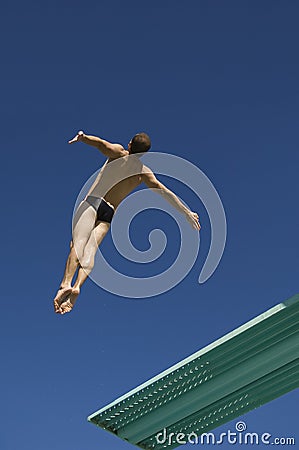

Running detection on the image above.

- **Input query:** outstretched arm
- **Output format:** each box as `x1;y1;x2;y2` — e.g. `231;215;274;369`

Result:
68;130;127;159
141;169;201;230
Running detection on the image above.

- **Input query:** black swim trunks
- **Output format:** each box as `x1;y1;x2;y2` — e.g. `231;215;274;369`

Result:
85;196;115;223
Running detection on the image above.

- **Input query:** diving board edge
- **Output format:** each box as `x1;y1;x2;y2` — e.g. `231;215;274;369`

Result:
88;293;299;422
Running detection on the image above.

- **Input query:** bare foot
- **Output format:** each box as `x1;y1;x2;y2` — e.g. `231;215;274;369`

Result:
53;287;72;313
59;288;80;315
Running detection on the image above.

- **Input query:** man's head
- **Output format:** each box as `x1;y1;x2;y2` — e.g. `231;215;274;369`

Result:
128;132;151;154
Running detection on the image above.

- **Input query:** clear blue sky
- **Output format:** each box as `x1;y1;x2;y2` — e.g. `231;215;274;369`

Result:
1;1;298;449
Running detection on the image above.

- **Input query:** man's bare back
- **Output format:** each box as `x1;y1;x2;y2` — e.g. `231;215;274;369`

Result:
88;153;144;210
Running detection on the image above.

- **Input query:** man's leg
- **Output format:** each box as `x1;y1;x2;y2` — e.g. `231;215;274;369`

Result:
59;221;110;314
54;201;97;312
59;241;78;289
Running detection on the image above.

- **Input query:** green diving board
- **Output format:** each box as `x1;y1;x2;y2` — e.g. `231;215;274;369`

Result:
88;294;299;449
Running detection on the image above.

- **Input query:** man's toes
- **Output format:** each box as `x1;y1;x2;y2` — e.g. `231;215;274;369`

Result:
56;304;64;314
59;300;73;315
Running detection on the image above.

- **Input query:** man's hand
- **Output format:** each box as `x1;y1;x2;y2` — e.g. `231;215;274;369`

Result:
186;211;201;230
68;130;84;144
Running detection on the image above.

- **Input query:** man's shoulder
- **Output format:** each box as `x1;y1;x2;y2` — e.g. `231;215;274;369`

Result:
107;149;129;162
140;164;153;175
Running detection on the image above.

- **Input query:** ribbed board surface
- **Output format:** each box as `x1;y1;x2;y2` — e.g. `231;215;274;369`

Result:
88;294;299;449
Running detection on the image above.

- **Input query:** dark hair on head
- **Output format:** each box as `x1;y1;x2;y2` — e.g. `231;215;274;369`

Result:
130;132;151;154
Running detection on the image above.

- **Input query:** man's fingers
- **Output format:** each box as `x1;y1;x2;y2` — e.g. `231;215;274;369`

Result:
186;212;200;230
194;220;200;230
190;212;200;229
68;134;80;144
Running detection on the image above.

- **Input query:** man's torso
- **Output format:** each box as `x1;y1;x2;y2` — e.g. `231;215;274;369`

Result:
88;153;146;209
